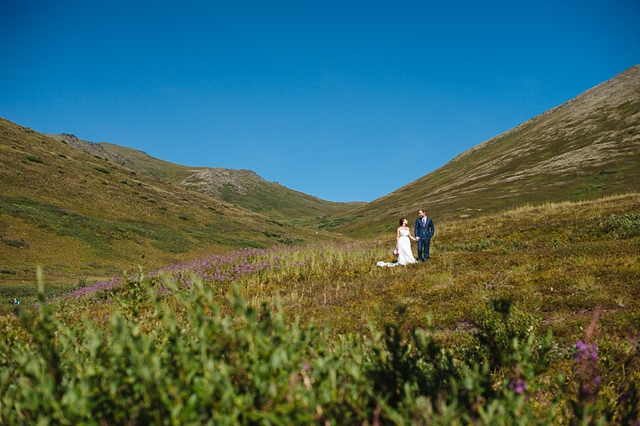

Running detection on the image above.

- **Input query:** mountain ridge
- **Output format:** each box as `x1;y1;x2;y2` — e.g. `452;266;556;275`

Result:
47;133;362;222
330;65;640;237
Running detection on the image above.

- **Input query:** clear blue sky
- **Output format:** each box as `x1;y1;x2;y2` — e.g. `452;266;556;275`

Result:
1;1;639;202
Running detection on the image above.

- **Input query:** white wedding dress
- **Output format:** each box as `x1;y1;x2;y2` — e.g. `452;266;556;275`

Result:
377;229;417;267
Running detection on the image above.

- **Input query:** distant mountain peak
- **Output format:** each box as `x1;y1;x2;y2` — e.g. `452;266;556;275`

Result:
47;133;137;169
41;130;359;220
180;168;266;198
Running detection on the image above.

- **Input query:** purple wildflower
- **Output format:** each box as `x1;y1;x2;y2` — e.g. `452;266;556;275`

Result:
574;340;599;363
509;377;527;395
571;307;602;417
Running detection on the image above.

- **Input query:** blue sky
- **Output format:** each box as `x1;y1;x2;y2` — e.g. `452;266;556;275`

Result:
1;1;639;202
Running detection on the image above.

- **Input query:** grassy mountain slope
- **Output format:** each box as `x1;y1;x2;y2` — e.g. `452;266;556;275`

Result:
48;133;362;222
47;134;199;184
0;118;339;286
332;65;640;237
178;168;362;223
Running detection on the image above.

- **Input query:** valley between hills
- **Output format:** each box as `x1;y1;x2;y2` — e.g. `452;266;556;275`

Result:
1;65;638;292
1;66;639;423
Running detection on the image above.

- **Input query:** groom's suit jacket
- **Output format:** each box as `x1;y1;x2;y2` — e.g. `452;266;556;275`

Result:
414;216;434;240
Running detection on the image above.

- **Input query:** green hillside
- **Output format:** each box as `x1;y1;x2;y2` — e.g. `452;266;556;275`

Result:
330;65;640;238
94;141;199;184
48;133;362;223
0;118;341;287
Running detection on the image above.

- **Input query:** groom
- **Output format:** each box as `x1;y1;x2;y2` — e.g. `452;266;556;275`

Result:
414;209;434;262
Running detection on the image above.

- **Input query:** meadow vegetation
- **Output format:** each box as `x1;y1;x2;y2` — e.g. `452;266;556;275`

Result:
1;193;638;424
0;118;344;289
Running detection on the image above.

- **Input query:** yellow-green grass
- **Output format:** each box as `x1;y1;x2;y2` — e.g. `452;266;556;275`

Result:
13;192;637;347
230;193;640;347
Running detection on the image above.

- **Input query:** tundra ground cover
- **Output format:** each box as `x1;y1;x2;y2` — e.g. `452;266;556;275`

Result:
1;193;638;424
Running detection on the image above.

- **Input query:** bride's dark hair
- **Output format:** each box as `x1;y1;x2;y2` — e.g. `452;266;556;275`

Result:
399;218;406;226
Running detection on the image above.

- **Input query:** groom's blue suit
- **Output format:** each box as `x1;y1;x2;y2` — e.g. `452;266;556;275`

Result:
414;216;434;261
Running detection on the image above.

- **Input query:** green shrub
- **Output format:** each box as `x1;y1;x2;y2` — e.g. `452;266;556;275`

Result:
604;213;640;238
0;237;29;248
469;296;548;369
26;155;43;163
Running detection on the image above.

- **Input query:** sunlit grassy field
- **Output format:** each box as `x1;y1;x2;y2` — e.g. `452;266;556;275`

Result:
1;193;639;423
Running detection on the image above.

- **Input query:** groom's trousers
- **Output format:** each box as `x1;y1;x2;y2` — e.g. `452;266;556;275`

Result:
417;238;430;261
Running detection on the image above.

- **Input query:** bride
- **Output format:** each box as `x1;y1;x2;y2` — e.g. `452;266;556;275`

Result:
377;218;417;267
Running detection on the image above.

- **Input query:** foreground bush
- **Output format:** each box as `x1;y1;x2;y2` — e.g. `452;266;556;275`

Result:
1;271;637;425
0;280;544;424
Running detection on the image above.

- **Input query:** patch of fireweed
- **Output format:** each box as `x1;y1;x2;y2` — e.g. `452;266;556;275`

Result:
568;307;605;426
563;308;640;425
574;340;601;400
